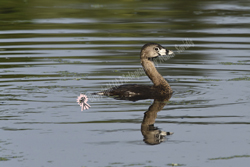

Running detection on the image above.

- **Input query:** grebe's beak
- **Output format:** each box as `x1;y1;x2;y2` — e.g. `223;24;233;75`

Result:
158;48;166;56
159;48;174;56
167;50;174;55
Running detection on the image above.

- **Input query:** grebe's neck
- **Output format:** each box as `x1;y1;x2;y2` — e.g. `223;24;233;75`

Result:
141;59;171;89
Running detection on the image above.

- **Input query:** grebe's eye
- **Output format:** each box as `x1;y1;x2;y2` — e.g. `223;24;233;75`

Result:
154;47;159;51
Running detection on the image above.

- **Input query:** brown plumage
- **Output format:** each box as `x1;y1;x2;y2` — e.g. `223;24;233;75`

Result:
95;43;173;101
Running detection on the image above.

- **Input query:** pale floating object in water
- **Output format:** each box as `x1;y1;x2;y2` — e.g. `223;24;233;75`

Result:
76;94;91;111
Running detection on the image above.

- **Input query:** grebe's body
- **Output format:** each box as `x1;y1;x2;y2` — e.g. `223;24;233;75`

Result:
97;43;173;100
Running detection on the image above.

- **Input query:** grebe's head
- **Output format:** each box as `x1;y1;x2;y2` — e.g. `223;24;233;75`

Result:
140;43;173;60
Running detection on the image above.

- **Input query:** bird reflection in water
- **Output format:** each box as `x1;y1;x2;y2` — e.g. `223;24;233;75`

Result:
141;94;173;145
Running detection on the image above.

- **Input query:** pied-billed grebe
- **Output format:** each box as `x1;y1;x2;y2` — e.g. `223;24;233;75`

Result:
97;43;174;99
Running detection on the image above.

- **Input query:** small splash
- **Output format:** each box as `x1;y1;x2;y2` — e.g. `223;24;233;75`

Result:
76;94;91;111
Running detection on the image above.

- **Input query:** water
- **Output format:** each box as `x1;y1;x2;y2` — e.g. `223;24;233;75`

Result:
1;0;250;167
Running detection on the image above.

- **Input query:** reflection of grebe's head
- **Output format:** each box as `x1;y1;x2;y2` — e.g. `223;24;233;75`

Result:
142;125;173;145
140;43;173;60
